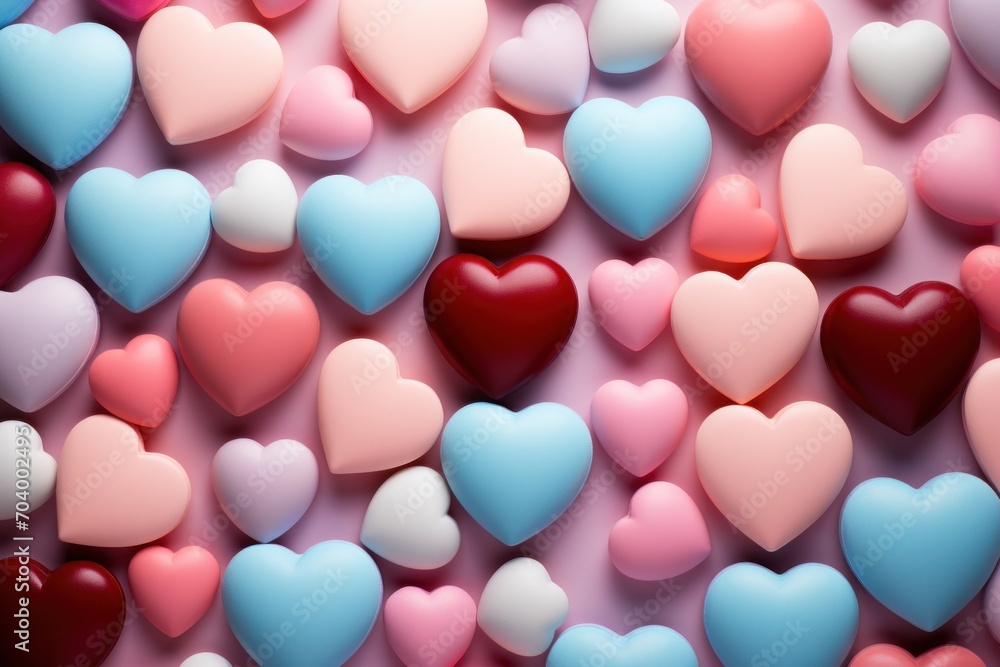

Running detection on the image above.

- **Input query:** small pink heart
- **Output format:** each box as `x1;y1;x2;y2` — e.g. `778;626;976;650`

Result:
95;0;169;22
590;380;688;477
89;334;178;429
588;258;679;351
318;339;443;474
280;66;373;161
128;546;220;638
251;0;306;18
961;245;1000;332
609;482;711;580
177;279;320;417
489;4;590;115
915;114;1000;226
690;174;778;263
384;586;477;667
56;415;191;547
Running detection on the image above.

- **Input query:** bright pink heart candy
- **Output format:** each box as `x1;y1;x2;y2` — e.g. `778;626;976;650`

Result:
280;66;373;161
588;258;679;351
384;586;477;667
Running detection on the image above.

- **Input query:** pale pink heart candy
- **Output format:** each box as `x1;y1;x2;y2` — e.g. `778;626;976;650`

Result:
128;546;220;637
443;107;570;240
963;359;1000;489
690;174;779;264
587;258;679;351
56;415;191;547
670;262;819;404
591;380;687;477
609;481;710;580
780;124;908;259
137;6;284;145
961;245;1000;332
384;586;477;667
318;338;444;474
280;66;374;161
696;401;852;551
489;4;590;115
914;114;1000;226
339;0;488;113
252;0;306;19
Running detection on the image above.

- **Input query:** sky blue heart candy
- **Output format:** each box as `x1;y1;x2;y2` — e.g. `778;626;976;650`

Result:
840;473;1000;631
441;402;593;546
564;96;711;240
704;563;858;667
546;624;698;667
0;0;33;27
0;23;132;169
66;168;211;312
222;541;382;667
297;175;440;315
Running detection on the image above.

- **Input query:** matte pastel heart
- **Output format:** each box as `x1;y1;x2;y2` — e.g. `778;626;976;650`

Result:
280;66;373;161
0;421;55;518
384;586;476;667
478;558;568;656
588;259;679;351
849;644;987;667
689;174;778;263
587;0;680;74
961;245;1000;332
964;359;1000;490
547;624;697;667
89;334;178;428
0;162;55;286
252;0;306;18
211;159;298;253
0;0;33;27
951;0;1000;89
128;546;220;637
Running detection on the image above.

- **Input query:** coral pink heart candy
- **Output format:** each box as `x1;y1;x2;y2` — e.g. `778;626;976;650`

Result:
128;546;220;638
684;0;832;135
251;0;306;19
587;258;679;351
848;643;987;667
384;586;477;667
89;334;178;428
690;174;778;263
963;359;1000;490
609;482;711;580
961;245;1000;332
590;380;688;477
915;114;1000;226
95;0;169;21
177;279;320;417
280;66;373;161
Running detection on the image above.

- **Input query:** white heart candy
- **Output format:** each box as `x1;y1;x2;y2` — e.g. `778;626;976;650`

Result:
588;0;681;74
0;421;56;520
180;653;232;667
211;160;298;253
478;558;568;656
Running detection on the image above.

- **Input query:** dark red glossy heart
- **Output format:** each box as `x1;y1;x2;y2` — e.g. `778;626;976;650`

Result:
820;281;980;435
424;254;578;399
0;557;127;667
0;162;56;286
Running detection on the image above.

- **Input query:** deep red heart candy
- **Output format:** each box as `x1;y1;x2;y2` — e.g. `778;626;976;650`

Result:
424;254;578;399
0;162;55;286
820;281;980;435
0;558;127;667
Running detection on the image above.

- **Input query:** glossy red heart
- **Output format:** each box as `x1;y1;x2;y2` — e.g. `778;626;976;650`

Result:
0;162;55;286
820;282;980;435
424;254;578;398
848;643;986;667
0;558;127;667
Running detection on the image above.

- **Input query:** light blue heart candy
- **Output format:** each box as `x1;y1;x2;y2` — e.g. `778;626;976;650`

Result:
296;175;440;315
564;96;711;240
441;402;592;546
65;168;211;312
0;23;132;169
704;563;858;667
546;624;697;667
840;473;1000;631
0;0;33;28
222;541;382;667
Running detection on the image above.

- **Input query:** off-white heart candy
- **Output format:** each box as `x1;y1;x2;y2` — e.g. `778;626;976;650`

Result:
443;107;570;240
670;262;819;404
360;466;460;569
0;421;56;519
588;0;681;74
211;160;298;253
180;654;232;667
848;20;951;124
478;558;568;657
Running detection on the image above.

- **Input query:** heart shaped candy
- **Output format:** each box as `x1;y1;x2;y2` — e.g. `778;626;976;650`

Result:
0;23;132;169
587;0;681;74
96;0;169;21
849;644;987;667
950;0;1000;89
0;276;99;413
384;586;476;667
280;66;373;161
689;174;778;263
211;160;298;253
0;420;55;518
66;168;212;313
547;625;697;667
56;415;191;547
587;259;679;351
177;279;320;416
965;360;1000;490
443;108;570;240
489;4;589;115
137;7;283;144
89;334;178;428
961;245;1000;332
0;162;55;286
478;558;568;656
128;546;220;637
820;282;979;435
840;474;1000;630
0;0;32;26
252;0;306;18
780;124;908;259
181;655;233;667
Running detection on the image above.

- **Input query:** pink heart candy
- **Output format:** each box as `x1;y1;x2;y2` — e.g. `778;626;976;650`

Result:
280;66;373;161
489;4;590;115
964;359;1000;490
128;546;220;637
251;0;307;18
95;0;170;21
590;379;688;477
88;334;178;429
384;586;477;667
961;245;1000;332
609;481;711;580
690;174;778;263
588;258;679;351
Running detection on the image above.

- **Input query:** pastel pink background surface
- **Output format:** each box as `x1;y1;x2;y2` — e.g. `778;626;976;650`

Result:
3;0;1000;665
